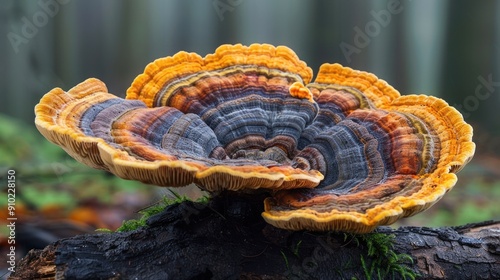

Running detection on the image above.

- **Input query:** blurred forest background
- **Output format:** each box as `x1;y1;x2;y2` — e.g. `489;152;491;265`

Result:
0;0;499;275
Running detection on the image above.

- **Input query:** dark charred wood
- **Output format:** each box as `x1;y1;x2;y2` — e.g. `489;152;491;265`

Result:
10;194;500;280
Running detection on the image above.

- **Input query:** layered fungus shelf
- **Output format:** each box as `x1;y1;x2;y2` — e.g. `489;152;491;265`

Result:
35;44;475;233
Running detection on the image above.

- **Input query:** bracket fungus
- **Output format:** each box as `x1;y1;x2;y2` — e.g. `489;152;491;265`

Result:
35;44;475;233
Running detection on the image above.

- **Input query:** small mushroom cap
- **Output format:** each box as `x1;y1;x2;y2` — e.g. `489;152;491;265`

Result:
35;45;475;233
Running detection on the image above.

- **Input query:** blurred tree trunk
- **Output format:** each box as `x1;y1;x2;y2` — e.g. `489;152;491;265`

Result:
3;0;499;135
441;0;500;134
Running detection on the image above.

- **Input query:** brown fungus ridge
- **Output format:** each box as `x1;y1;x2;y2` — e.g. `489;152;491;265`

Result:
34;44;475;233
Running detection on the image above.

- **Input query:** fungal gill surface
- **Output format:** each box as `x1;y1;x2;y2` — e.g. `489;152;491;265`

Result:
35;44;475;232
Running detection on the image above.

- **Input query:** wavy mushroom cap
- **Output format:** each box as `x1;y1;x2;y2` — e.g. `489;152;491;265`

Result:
263;64;475;232
35;44;475;233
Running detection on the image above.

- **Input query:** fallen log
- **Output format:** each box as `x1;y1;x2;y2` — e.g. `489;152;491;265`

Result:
10;194;500;279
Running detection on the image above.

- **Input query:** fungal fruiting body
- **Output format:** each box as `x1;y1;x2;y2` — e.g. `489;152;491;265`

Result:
35;44;475;233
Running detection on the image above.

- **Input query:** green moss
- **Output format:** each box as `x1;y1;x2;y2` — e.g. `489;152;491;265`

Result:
115;191;209;232
356;233;418;280
292;240;302;257
95;228;113;233
280;250;290;270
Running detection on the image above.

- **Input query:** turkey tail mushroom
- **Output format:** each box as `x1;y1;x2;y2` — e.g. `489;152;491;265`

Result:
35;44;475;233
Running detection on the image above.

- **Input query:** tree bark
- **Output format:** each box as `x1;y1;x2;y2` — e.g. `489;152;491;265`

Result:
9;194;500;280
